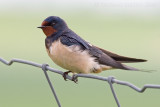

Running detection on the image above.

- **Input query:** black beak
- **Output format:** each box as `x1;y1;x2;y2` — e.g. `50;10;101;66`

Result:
37;26;46;28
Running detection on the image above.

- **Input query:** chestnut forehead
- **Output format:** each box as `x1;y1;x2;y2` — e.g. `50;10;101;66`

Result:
41;21;50;26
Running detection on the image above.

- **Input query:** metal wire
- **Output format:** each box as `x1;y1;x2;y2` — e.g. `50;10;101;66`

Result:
42;64;61;107
107;76;120;107
1;57;160;107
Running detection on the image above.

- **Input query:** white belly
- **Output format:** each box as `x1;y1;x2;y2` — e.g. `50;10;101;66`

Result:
46;39;101;73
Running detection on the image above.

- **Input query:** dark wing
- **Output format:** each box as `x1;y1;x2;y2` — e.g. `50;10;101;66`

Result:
88;46;130;69
94;46;147;63
60;35;86;50
89;46;141;71
61;29;90;49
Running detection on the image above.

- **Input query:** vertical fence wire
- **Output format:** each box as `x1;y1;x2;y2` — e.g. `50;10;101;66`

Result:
107;76;120;107
42;64;61;107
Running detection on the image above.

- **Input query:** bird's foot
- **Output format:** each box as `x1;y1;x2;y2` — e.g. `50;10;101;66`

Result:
72;74;78;83
63;71;71;81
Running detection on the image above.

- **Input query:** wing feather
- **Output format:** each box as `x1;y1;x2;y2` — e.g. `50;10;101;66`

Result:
94;46;147;63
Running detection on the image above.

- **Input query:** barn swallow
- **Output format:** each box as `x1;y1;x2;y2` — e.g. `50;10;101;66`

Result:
38;16;147;82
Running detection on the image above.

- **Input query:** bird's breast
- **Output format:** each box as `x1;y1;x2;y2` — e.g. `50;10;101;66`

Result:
46;39;101;73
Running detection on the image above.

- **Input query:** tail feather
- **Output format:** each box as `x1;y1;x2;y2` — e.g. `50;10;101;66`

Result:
95;46;147;63
115;57;147;63
122;64;155;73
122;64;139;71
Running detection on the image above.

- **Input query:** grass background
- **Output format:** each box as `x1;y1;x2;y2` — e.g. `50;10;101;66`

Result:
0;0;160;107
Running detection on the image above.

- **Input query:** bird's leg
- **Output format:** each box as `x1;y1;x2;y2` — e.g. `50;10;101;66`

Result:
72;73;78;83
63;71;72;81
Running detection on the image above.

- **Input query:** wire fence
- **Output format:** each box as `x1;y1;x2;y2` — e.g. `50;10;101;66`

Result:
0;57;160;107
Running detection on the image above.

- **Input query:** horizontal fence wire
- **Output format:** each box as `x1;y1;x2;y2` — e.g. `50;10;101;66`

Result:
0;57;160;107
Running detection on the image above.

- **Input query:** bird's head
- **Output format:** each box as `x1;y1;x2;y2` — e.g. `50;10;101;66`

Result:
38;16;68;37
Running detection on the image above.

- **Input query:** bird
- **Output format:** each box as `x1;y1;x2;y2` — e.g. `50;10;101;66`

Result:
38;16;147;82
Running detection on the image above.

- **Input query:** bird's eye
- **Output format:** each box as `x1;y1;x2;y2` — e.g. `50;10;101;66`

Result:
51;23;55;26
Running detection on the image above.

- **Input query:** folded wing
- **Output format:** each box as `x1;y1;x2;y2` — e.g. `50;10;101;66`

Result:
94;46;147;63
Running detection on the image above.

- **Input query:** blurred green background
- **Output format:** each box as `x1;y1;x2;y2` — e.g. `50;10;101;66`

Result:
0;0;160;107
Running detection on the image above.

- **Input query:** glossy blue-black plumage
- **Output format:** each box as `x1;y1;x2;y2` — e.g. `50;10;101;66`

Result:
60;29;90;49
44;16;67;31
44;16;56;23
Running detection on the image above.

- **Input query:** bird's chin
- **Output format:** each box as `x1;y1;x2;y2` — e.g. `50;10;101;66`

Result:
41;26;57;37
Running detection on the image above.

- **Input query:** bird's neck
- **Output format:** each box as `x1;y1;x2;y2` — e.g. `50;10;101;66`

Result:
45;29;66;49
